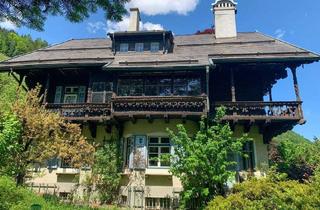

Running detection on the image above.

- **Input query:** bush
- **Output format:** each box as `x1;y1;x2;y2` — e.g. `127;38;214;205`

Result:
0;176;119;210
206;172;320;210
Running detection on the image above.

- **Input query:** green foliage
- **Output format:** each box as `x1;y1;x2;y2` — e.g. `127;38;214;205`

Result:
167;108;249;210
0;113;23;177
0;0;129;31
0;176;119;210
270;131;320;181
0;28;48;57
93;127;122;204
206;170;320;210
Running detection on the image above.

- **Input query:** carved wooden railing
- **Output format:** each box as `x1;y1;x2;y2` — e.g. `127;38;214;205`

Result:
213;101;303;121
112;96;208;116
46;96;208;120
46;103;111;120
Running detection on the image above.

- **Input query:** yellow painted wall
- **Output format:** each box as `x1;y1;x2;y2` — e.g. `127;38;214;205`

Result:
234;125;269;171
122;119;199;138
82;125;112;146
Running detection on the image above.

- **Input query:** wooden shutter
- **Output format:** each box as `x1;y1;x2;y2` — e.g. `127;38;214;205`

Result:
78;86;86;103
133;135;147;169
54;86;63;104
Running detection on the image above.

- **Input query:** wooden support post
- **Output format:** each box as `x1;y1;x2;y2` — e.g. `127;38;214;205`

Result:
230;68;236;102
268;87;273;102
43;73;50;105
206;66;210;112
290;66;301;102
87;71;93;103
290;66;303;119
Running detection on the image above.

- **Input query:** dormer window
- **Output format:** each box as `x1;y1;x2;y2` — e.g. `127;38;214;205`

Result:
120;43;129;52
150;42;160;52
135;43;144;52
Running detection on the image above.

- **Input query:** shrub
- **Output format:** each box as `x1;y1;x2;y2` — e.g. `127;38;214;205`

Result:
206;171;320;210
0;176;119;210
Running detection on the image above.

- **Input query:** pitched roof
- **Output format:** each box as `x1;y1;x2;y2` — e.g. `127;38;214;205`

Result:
0;32;319;71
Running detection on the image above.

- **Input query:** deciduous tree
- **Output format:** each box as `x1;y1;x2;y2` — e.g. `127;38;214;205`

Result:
167;108;249;210
0;86;95;185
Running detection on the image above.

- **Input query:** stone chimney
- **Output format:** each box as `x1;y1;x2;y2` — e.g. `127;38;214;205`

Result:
128;8;141;32
212;0;237;38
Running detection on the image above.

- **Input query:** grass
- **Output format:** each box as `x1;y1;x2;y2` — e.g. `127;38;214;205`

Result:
0;53;8;61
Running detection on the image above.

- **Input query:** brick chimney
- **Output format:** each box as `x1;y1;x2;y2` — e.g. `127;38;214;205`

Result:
128;8;141;32
212;0;237;38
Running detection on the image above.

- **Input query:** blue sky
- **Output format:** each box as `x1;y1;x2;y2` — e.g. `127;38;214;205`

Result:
3;0;320;139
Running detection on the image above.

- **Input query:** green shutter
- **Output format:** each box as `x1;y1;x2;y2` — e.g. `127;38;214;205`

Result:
78;86;86;103
54;86;62;104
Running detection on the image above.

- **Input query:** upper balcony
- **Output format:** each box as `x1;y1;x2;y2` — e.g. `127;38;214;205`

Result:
46;95;208;121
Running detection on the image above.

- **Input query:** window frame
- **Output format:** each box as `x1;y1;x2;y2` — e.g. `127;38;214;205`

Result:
150;42;160;52
241;141;255;171
147;136;171;168
119;43;129;53
135;42;144;52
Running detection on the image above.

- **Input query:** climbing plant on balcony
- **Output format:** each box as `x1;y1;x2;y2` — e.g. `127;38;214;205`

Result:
167;108;249;210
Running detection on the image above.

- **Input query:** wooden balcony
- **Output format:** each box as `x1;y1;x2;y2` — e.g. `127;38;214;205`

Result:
112;96;208;119
46;103;111;121
213;101;304;123
46;96;208;121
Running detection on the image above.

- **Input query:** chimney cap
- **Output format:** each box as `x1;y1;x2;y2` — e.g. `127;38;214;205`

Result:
212;0;237;6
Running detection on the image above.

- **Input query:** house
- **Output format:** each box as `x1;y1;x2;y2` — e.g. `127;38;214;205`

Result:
0;0;319;209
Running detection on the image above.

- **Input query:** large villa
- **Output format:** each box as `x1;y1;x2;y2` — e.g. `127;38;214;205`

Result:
0;0;319;209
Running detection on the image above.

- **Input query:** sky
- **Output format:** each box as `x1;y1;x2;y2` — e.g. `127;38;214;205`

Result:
1;0;319;139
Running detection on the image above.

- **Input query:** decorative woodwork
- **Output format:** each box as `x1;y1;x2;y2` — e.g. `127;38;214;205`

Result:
213;101;303;121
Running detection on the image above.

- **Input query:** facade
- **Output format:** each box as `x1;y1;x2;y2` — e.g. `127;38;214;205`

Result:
0;1;319;209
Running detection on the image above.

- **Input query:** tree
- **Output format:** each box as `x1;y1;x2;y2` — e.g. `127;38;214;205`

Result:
0;0;129;31
92;126;122;204
0;86;95;185
167;109;248;210
270;131;320;181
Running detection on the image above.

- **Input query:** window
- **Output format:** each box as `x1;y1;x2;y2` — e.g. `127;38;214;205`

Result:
135;43;144;52
64;86;79;104
150;42;160;52
91;82;113;103
241;142;255;171
160;198;171;209
146;198;157;209
118;79;144;96
120;43;129;52
173;77;201;96
148;137;171;167
145;78;172;96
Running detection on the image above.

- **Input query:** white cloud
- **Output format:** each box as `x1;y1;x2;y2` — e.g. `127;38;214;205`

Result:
88;17;164;34
86;21;107;34
0;19;17;30
275;29;286;39
126;0;199;15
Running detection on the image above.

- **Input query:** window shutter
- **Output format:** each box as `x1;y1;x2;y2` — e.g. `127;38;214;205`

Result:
133;135;147;169
128;137;134;169
54;86;63;103
78;86;86;103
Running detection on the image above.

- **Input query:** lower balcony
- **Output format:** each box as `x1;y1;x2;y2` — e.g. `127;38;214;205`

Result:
213;101;303;123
